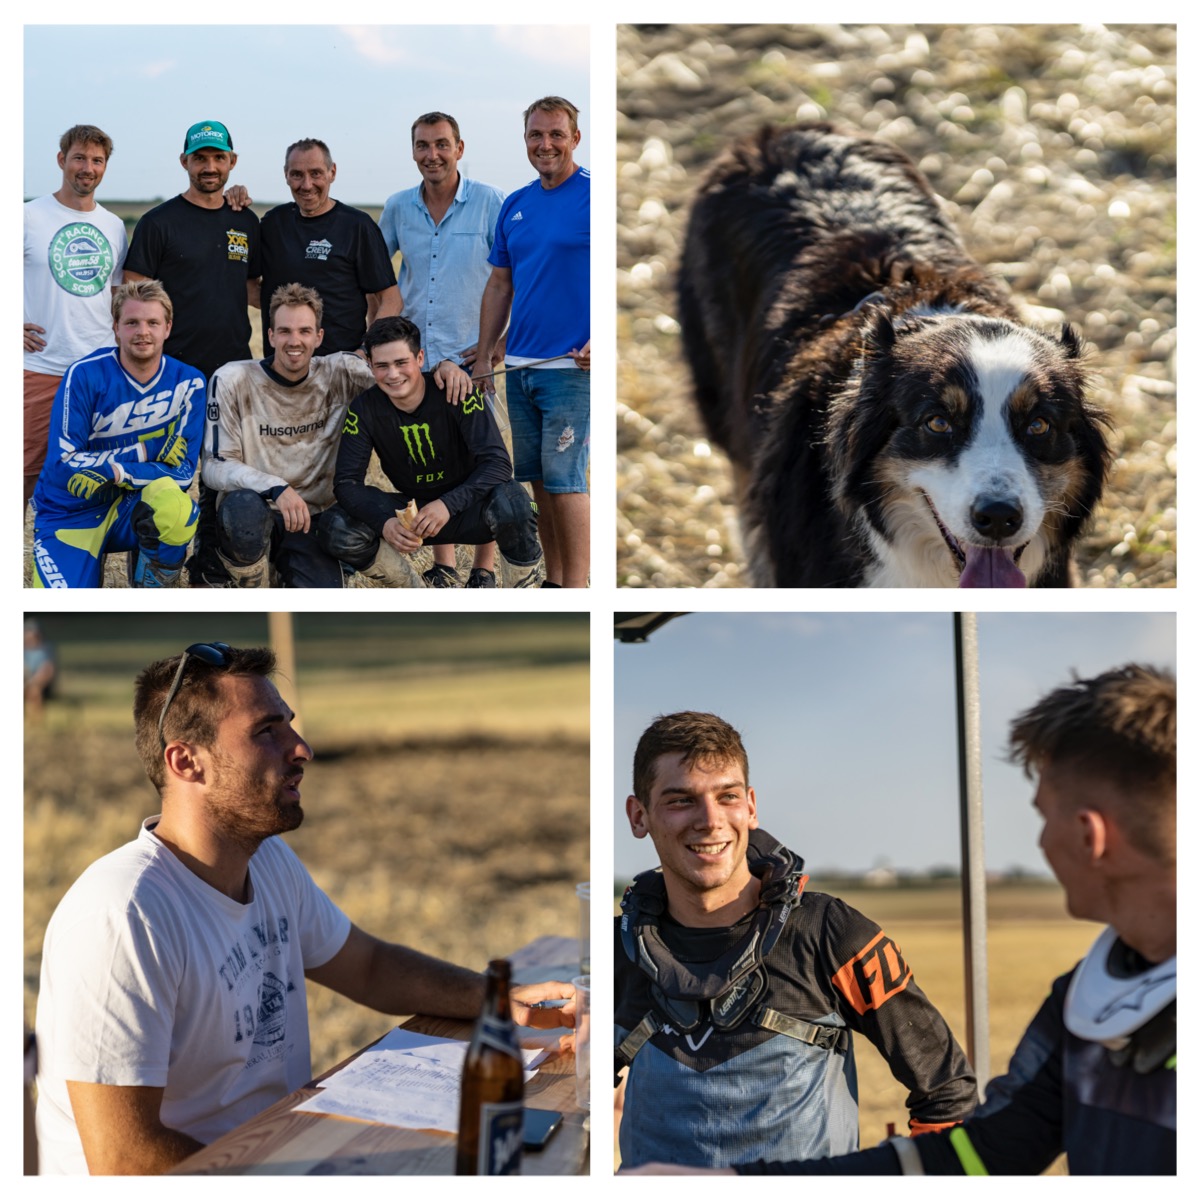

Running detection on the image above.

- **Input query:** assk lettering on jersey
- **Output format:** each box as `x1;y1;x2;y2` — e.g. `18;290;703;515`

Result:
92;378;202;440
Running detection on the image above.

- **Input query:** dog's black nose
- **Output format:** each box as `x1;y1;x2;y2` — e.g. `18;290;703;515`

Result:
971;498;1023;540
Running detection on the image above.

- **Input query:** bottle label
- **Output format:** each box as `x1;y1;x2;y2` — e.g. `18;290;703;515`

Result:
478;1016;520;1055
477;1100;523;1175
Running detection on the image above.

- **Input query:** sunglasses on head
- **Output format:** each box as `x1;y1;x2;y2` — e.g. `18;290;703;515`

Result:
158;642;232;748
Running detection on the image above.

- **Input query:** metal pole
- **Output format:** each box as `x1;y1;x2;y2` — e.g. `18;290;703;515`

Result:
954;612;989;1098
268;612;302;737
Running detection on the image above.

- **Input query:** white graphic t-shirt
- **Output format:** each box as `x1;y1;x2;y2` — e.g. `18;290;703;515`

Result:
24;193;128;375
34;818;351;1174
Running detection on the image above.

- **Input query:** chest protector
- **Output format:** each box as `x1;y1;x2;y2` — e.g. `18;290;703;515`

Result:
616;829;848;1081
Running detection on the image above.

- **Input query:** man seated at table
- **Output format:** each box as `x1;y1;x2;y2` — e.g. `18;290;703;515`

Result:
34;643;575;1174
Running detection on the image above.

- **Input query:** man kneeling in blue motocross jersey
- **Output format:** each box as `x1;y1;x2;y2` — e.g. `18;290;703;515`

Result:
626;666;1176;1177
32;280;204;588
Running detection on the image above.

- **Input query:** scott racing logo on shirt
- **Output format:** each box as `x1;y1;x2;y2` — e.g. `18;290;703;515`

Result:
304;238;333;261
48;222;116;297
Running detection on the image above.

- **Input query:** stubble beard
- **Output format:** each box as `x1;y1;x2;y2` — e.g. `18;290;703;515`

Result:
204;753;304;853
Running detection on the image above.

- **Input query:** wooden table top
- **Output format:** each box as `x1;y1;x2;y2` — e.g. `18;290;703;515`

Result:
171;935;588;1175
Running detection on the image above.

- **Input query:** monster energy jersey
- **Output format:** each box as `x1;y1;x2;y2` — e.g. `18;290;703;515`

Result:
24;194;128;374
35;818;351;1174
739;967;1176;1175
615;891;977;1169
334;376;512;531
32;346;205;525
125;195;261;379
201;352;375;512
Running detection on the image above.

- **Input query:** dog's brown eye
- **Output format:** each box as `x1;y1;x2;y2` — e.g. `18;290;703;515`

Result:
1027;417;1051;436
925;415;952;434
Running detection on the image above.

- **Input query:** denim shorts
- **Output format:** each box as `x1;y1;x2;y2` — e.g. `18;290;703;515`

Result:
506;366;590;493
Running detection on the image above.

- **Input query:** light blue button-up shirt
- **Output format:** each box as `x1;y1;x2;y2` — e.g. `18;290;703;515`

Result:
379;174;504;366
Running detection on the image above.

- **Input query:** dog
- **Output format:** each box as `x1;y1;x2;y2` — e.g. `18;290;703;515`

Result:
677;123;1111;587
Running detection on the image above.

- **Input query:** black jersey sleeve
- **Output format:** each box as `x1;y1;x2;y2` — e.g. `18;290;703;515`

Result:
355;217;397;294
435;390;514;515
906;983;1065;1176
819;899;978;1131
124;208;166;277
333;395;404;533
247;212;262;278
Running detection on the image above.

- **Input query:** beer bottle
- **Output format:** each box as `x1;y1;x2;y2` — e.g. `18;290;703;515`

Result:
456;959;525;1175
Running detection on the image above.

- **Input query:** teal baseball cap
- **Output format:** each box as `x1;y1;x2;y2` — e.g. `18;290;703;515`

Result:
183;121;234;155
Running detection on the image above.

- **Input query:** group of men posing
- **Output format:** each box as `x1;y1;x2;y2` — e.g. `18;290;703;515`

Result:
618;666;1176;1176
24;101;590;588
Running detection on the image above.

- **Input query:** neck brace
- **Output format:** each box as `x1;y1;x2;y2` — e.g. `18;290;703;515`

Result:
619;828;807;1032
1063;925;1176;1071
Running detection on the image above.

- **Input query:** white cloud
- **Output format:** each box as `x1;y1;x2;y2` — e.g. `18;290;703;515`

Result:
338;25;411;67
138;59;177;79
491;25;589;69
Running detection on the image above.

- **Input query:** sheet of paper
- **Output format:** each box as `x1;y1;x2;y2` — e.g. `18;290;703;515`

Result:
294;1027;552;1131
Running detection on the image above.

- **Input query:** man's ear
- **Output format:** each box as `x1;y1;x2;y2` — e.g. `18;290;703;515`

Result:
164;741;206;785
626;794;649;839
1077;808;1109;863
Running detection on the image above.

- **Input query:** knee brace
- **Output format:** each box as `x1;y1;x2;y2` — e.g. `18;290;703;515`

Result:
132;476;198;551
315;505;379;570
215;547;273;588
216;489;274;566
484;480;541;566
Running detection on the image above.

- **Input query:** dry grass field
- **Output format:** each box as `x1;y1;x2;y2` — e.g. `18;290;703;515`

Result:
614;881;1099;1174
24;613;589;1079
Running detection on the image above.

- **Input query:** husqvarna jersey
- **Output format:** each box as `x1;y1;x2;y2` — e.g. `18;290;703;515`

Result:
615;890;977;1169
739;966;1176;1176
33;346;205;524
200;353;374;512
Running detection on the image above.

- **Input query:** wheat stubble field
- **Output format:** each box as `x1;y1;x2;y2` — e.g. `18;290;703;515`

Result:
24;612;589;1079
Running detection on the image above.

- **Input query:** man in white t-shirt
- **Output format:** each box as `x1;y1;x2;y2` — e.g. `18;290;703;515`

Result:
34;643;574;1174
24;124;129;508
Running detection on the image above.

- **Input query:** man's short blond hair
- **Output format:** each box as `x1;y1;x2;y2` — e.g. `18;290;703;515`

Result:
111;279;173;325
1008;664;1175;863
59;124;113;160
523;96;580;134
269;282;323;329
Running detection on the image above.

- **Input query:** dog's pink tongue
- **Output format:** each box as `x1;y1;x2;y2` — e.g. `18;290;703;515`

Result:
959;546;1027;588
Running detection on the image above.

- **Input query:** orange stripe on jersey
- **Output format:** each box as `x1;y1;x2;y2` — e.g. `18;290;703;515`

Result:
909;1119;960;1135
830;930;913;1015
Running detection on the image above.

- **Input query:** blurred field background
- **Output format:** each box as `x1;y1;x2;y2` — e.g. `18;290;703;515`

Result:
614;880;1099;1174
25;612;589;1079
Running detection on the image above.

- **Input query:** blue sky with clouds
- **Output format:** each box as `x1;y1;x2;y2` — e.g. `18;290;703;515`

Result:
614;612;1175;879
24;25;590;203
